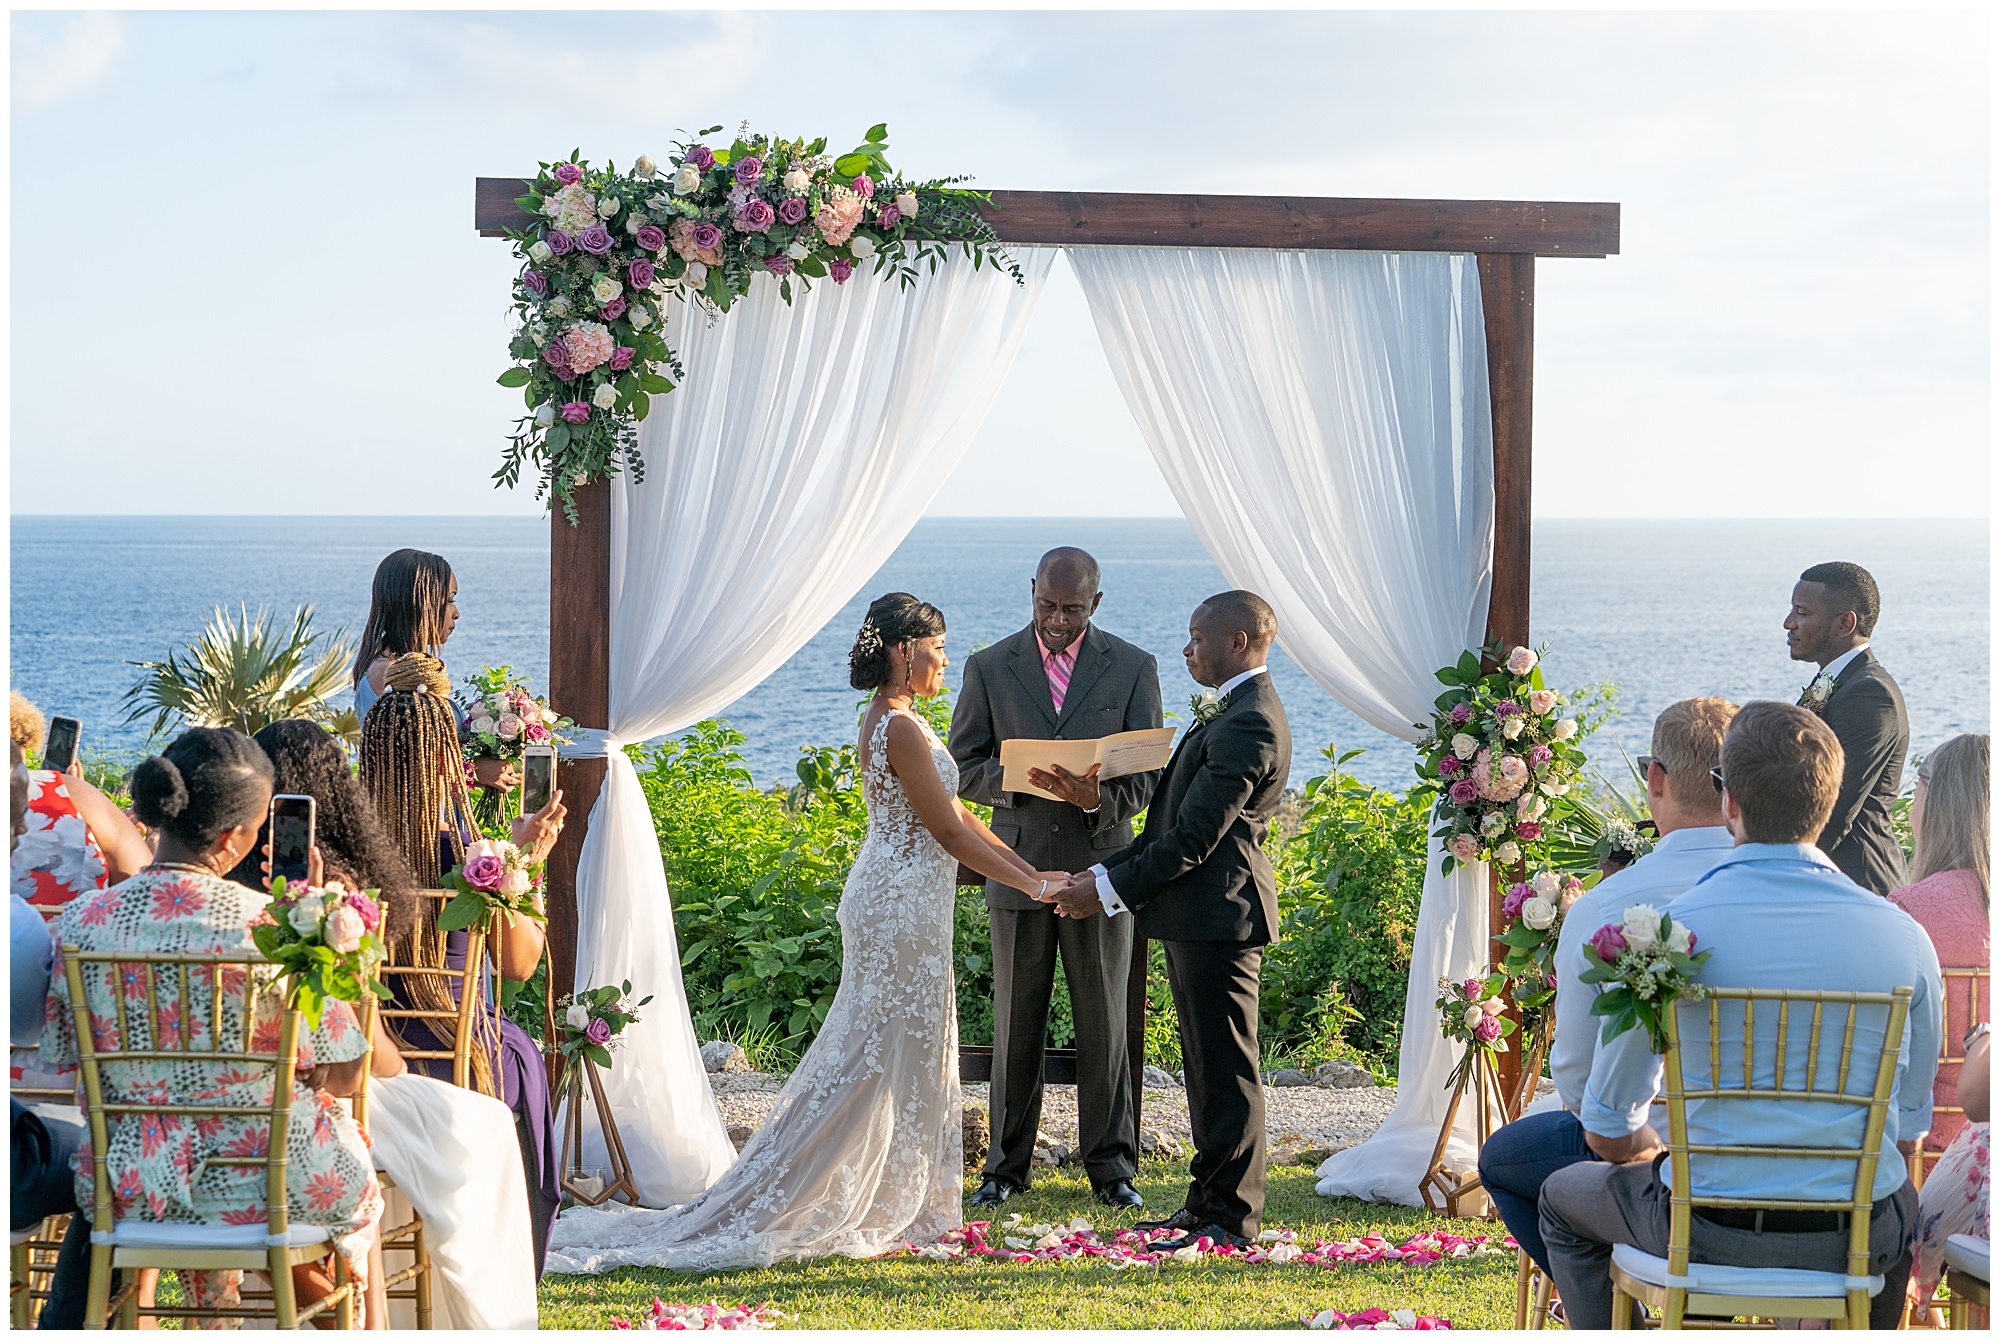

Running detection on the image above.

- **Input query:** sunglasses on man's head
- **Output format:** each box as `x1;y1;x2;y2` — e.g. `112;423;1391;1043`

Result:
1639;755;1662;775
1710;765;1727;794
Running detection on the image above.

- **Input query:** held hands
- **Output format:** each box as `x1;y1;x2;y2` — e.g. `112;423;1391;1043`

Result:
1025;762;1102;812
1047;872;1103;920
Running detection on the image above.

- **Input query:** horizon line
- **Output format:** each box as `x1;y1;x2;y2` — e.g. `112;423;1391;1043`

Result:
9;513;1992;523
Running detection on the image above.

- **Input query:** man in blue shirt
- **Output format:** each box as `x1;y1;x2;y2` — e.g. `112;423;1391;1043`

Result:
1539;702;1942;1329
1478;698;1738;1274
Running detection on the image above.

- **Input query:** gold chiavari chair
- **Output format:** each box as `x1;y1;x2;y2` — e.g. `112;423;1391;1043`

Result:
65;948;363;1329
9;1206;69;1327
1608;985;1914;1330
1943;1233;1989;1329
1910;967;1987;1191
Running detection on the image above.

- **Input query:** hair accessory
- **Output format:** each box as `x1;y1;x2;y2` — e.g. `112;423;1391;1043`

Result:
855;618;884;657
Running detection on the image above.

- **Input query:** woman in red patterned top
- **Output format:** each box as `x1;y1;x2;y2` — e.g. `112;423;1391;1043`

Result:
8;691;149;911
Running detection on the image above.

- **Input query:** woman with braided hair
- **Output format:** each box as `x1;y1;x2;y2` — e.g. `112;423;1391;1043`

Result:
359;652;567;1276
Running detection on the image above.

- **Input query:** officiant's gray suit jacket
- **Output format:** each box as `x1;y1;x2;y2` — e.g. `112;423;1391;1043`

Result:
951;623;1164;909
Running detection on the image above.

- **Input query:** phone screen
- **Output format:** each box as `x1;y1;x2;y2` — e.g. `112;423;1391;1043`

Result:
269;795;316;886
522;750;555;816
43;717;80;773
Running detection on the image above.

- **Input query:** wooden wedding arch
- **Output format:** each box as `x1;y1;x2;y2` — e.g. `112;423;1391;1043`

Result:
473;182;1621;1103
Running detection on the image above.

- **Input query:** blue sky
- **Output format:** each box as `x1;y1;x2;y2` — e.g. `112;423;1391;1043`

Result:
9;9;1989;517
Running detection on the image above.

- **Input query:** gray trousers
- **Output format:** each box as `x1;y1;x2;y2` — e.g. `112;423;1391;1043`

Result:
986;903;1137;1190
1539;1156;1918;1330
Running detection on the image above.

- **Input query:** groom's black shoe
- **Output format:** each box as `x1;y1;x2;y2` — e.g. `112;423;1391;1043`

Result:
1095;1179;1144;1210
1133;1206;1203;1233
968;1177;1015;1208
1146;1222;1253;1253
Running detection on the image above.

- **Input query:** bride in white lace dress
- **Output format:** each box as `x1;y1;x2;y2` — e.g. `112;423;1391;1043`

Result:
546;594;1070;1273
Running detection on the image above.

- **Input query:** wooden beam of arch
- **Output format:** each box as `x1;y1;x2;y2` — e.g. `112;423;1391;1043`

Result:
474;179;1618;257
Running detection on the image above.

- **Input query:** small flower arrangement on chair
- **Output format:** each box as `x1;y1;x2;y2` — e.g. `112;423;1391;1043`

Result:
253;879;390;1024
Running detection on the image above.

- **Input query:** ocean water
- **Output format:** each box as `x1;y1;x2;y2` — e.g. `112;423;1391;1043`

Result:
8;516;1988;793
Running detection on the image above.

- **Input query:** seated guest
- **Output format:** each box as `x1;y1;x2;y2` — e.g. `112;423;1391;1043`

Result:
1480;697;1738;1274
36;728;392;1328
9;690;150;910
1888;733;1990;1157
1909;1028;1989;1320
1539;701;1944;1330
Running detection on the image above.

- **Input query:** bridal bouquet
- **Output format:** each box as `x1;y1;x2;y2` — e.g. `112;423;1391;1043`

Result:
1577;904;1712;1053
1435;970;1515;1087
459;666;574;764
1413;642;1600;875
253;879;390;1027
438;838;546;934
1494;869;1586;1007
553;981;652;1074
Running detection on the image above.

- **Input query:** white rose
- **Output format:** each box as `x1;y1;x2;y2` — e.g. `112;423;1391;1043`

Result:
894;190;919;218
849;234;878;259
531;406;553;429
542;707;560;724
673;165;702;195
1451;733;1479;760
1481;993;1505;1015
529;326;548;347
566;1004;592;1031
591;274;623;305
633;154;658;179
1541;778;1571;797
1531;869;1561;897
592;382;618;410
287;894;325;936
1553;718;1578;741
496;712;524;740
547;295;570;317
1502;715;1525;740
1622;904;1660;953
628;304;652;329
783;167;812;192
597;195;619;218
1462;1005;1484;1031
528;240;553;264
684;261;708;287
1494;840;1522;866
1480;810;1506;837
1666;922;1694;956
1521;895;1557;930
786;241;809;261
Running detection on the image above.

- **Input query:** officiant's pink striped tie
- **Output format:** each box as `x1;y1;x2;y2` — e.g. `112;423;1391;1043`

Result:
1046;645;1074;714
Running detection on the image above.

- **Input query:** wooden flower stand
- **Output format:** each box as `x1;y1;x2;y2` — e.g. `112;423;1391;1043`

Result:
1418;1046;1510;1219
558;1056;641;1207
1505;1016;1553;1122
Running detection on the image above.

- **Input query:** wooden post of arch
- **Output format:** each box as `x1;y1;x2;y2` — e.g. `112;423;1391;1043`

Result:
476;180;1613;1106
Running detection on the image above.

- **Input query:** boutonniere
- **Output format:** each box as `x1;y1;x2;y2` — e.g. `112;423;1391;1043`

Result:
1798;672;1837;714
1189;690;1225;727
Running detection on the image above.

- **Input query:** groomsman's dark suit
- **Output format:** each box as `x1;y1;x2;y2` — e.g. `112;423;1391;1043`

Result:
1099;668;1290;1239
951;623;1163;1193
1807;648;1910;895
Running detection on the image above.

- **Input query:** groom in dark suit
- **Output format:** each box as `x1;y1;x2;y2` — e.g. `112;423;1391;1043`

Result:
1785;560;1910;894
951;547;1163;1211
1048;590;1291;1250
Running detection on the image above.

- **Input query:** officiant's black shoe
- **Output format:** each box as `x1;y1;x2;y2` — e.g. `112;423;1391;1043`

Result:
1095;1179;1144;1210
1146;1222;1253;1253
1133;1207;1203;1233
968;1178;1015;1208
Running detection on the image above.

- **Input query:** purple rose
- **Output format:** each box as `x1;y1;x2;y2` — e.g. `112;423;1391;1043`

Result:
609;346;636;371
577;225;613;255
829;257;853;284
599;297;626;321
559;401;590;425
1448;779;1478;805
1495;700;1521;717
628;258;656;289
521;269;548;296
877;203;902;228
688;222;723;251
1474;1013;1504;1045
1449;703;1472;725
462;854;505;891
734;198;775;232
685;145;713;171
543;337;572;371
1438;754;1461;777
545;230;575;256
765;254;794;275
634;224;667;253
1501;882;1532;921
776;196;809;226
553;163;583;186
852;172;875;199
585;1016;612;1046
1528;743;1553;765
733;155;764;185
1588;923;1629;962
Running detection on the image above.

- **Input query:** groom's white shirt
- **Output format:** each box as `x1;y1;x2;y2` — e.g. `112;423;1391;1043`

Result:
1817;641;1869;682
1086;665;1269;918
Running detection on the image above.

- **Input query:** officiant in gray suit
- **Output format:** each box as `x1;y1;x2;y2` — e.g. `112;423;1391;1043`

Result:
950;547;1163;1211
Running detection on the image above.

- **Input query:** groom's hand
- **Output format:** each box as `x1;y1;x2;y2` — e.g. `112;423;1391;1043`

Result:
1050;873;1102;920
1028;763;1102;812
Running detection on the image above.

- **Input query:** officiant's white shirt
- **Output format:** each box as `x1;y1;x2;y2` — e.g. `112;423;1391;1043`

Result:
1087;665;1270;918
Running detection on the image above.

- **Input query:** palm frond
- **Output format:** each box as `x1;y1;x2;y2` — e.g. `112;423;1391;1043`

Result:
123;604;356;743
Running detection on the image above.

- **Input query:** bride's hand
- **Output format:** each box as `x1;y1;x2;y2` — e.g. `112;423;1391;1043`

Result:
1027;871;1072;901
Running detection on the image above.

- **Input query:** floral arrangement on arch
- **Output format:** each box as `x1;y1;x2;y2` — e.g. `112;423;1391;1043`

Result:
252;879;390;1027
1494;868;1587;1009
554;981;651;1076
1578;903;1710;1054
495;124;1019;521
1435;970;1514;1086
1413;643;1600;875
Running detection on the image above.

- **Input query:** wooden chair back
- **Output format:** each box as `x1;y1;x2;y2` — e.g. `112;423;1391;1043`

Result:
377;891;488;1090
1650;985;1914;1329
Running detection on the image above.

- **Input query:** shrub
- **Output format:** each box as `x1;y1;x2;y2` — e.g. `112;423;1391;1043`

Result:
122;604;359;743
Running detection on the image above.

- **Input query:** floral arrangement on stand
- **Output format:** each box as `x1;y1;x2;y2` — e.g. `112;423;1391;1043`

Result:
495;124;1020;520
1433;971;1514;1088
890;1218;1512;1270
1494;869;1587;1010
1412;643;1603;876
554;980;651;1077
439;838;545;935
458;666;574;832
610;1301;786;1332
1578;903;1711;1052
252;879;389;1026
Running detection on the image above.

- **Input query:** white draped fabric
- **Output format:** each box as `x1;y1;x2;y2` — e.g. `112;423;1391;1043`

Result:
566;249;1054;1207
1066;246;1497;1202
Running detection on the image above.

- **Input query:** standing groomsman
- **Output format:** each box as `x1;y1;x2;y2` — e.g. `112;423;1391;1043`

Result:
1785;560;1910;894
951;547;1162;1211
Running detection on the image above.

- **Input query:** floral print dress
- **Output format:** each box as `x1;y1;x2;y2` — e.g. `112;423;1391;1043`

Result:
40;868;383;1318
10;770;107;1086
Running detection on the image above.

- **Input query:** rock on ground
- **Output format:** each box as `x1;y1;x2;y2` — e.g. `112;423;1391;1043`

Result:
700;1041;749;1074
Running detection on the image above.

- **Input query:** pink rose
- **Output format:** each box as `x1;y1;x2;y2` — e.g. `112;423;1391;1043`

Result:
499;866;531;898
877;203;902;228
765;254;794;274
828;257;854;283
1588;923;1628;962
634;224;667;252
1501;883;1532;920
463;854;505;891
322;903;364;954
599;297;626;321
554;163;584;186
1499;756;1529;784
1494;700;1521;718
1506;646;1539;675
776;196;809;226
851;172;874;198
1474;1013;1504;1044
609;346;636;371
1448;779;1478;805
1528;743;1553;766
524;721;552;743
585;1016;612;1045
1449;703;1472;725
1448;833;1479;862
1461;979;1483;1002
1438;755;1461;777
1515;820;1543;842
345;889;381;933
559;402;590;425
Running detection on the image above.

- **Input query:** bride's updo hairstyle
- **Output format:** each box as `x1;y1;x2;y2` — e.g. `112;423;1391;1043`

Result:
848;593;946;691
131;727;275;851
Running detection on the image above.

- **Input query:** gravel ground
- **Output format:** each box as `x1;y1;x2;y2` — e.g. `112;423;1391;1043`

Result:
707;1069;1400;1165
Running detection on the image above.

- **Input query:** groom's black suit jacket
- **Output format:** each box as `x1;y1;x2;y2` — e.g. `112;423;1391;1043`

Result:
1813;648;1909;896
1105;670;1291;944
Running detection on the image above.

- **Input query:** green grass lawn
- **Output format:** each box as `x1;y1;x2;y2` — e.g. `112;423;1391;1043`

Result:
536;1162;1519;1329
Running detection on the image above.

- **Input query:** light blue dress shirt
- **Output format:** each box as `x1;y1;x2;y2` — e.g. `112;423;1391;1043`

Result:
1550;826;1737;1112
11;894;54;1048
1579;843;1943;1204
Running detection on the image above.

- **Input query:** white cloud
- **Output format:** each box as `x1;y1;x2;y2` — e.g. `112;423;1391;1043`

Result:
12;11;127;114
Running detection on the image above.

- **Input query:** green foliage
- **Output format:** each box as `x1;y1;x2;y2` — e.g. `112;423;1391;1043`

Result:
122;604;358;744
